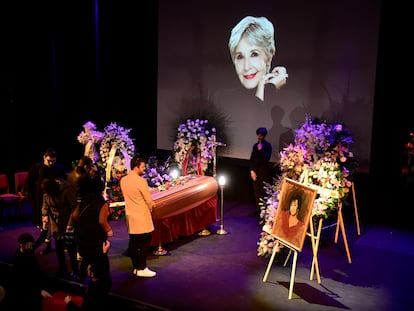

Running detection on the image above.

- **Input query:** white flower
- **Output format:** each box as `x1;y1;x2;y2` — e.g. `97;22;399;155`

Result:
173;119;218;174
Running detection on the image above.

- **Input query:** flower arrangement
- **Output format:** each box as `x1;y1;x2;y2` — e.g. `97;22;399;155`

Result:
142;155;198;191
77;121;104;144
77;121;104;162
98;122;135;220
74;120;137;220
156;175;196;191
143;156;174;189
104;156;128;200
257;114;357;257
173;119;217;175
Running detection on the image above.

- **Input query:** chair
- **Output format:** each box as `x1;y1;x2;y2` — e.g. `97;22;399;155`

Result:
0;174;21;222
14;171;28;194
14;171;30;217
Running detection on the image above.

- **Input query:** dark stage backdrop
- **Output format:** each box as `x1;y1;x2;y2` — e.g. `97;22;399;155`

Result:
0;1;158;175
157;0;381;170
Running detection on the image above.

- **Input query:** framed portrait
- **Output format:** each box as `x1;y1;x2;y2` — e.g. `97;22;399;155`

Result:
271;178;318;252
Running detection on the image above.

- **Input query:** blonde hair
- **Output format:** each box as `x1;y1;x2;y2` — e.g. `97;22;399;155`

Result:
228;16;276;72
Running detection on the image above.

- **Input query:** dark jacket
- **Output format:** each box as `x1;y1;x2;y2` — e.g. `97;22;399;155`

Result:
8;248;49;311
249;139;272;176
75;194;109;257
41;178;77;239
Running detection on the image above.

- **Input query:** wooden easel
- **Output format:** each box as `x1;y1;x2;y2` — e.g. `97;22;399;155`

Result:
262;240;300;300
262;217;323;299
308;217;323;283
265;175;361;297
329;181;361;264
300;169;359;264
262;177;320;299
299;166;361;233
263;173;361;298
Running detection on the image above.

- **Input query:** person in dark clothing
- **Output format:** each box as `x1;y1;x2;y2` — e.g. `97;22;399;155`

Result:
8;233;52;311
41;177;78;279
64;248;112;310
23;147;67;254
249;127;273;214
71;176;113;283
67;156;94;197
67;156;96;264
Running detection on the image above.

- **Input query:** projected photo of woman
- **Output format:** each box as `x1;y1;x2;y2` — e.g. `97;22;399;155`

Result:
228;16;288;101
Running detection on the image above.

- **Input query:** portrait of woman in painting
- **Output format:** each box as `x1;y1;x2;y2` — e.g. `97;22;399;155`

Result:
272;179;317;251
228;15;288;101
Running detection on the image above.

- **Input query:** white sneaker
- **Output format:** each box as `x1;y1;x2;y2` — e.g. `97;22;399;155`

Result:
133;267;156;277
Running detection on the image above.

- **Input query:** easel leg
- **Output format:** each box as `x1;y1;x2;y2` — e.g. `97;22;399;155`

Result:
263;241;279;282
352;182;361;235
309;217;322;283
335;216;340;243
337;206;352;264
288;251;298;300
284;249;292;267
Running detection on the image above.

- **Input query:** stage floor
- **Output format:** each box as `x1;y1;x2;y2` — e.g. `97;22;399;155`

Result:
1;200;414;311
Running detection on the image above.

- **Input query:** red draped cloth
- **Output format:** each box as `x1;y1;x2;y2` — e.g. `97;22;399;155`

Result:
151;195;217;246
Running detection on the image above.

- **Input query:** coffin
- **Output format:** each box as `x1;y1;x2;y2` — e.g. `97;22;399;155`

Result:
151;175;218;218
150;175;218;246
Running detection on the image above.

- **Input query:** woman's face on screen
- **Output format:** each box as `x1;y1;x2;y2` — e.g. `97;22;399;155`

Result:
233;37;270;89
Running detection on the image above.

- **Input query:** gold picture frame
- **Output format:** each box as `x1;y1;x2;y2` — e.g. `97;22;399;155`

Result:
271;178;318;252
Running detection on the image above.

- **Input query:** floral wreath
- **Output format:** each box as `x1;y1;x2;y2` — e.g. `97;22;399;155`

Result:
173;119;217;175
99;122;135;181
